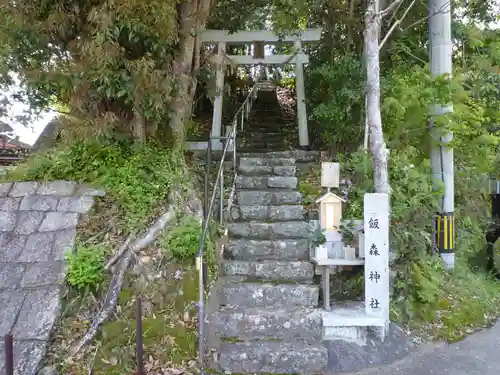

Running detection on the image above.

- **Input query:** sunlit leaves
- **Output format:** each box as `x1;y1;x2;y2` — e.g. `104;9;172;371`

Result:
0;0;180;138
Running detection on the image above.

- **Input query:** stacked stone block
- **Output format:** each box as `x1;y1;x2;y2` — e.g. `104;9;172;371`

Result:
0;181;103;375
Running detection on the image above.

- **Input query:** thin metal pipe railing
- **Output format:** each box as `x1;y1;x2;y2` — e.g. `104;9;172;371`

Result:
4;334;13;375
196;82;260;369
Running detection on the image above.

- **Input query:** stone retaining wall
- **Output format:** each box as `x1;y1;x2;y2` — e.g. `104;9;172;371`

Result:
0;181;104;375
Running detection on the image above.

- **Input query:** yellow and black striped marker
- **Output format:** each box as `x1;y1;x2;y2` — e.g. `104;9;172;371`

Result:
434;212;455;253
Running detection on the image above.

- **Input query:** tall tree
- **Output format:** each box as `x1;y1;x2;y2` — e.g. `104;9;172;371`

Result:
0;0;214;144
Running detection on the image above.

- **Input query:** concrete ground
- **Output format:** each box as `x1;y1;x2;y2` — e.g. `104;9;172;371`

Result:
346;320;500;375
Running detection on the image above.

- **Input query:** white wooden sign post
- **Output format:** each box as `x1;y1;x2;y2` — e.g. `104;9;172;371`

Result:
318;162;342;256
364;193;390;327
321;162;340;188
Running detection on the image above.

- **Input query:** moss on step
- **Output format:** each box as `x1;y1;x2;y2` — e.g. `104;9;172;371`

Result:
297;165;322;209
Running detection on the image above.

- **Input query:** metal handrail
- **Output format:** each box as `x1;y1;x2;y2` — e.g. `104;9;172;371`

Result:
196;82;260;369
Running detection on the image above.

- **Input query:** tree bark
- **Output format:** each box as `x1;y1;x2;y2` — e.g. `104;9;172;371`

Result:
169;0;213;142
364;0;390;194
131;109;146;144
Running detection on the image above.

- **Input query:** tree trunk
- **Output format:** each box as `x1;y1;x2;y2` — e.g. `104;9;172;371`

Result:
364;0;390;194
132;109;146;145
169;0;213;142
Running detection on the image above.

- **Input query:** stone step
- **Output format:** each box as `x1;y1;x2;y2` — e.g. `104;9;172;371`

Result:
238;148;293;153
239;133;283;138
220;279;319;307
241;132;286;138
222;260;314;281
214;306;322;341
240;132;283;138
239;146;289;151
236;190;301;205
229;205;304;222
241;150;326;162
239;157;296;167
218;341;328;374
322;302;387;344
239;143;287;150
225;239;309;261
227;221;311;239
191;149;325;163
235;176;297;190
241;136;287;141
237;164;296;177
239;138;286;145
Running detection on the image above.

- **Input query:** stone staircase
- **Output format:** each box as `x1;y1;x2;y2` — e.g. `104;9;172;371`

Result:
205;87;395;374
212;153;328;374
238;89;294;151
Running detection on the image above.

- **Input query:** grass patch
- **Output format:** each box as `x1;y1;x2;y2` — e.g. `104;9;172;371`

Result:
391;257;500;342
161;216;208;261
4;138;187;231
66;242;109;290
47;261;200;374
297;165;322;209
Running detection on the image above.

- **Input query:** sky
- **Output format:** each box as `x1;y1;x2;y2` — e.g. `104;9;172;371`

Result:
3;102;55;146
1;74;55;146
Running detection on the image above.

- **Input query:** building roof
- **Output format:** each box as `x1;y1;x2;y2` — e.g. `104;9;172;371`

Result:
31;118;60;151
0;121;14;133
315;191;346;203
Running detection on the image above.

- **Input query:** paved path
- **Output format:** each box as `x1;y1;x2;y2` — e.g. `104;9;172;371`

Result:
349;320;500;375
0;181;102;375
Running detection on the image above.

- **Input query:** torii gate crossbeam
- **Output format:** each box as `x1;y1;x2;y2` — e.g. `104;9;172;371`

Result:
200;28;322;149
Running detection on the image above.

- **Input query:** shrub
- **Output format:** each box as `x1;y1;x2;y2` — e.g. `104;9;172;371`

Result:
5;138;188;230
66;243;106;290
162;217;212;261
338;147;499;340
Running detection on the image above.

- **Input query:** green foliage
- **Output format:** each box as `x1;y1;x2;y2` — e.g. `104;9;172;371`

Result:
6;138;187;230
298;181;322;207
391;257;500;341
382;65;498;172
339;222;356;246
278;76;296;90
161;217;214;262
310;227;326;248
338;141;497;340
0;0;192;141
298;166;323;207
307;55;365;151
66;243;106;290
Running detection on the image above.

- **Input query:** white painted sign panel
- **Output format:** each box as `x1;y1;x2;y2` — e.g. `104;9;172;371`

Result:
490;179;500;194
321;162;340;188
364;193;390;323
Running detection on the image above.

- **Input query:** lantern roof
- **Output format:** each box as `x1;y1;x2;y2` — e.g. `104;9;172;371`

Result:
315;191;346;204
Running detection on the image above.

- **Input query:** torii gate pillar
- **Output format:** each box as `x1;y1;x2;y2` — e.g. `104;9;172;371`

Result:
294;40;309;147
200;29;322;150
211;41;226;150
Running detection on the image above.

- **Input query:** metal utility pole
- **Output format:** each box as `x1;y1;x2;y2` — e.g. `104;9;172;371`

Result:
429;0;455;269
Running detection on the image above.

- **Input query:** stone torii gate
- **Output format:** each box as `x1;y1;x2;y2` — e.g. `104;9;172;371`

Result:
199;28;322;150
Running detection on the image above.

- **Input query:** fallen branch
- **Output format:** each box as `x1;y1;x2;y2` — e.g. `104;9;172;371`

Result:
69;204;177;358
105;235;133;270
130;208;176;252
70;246;133;357
68;187;206;358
